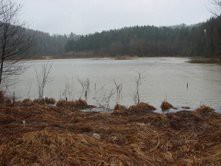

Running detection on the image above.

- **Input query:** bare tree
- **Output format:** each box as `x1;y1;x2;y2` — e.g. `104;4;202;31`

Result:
0;0;32;86
35;63;53;99
62;77;75;101
114;80;123;104
101;89;115;110
133;73;142;104
78;78;90;101
93;89;115;111
211;0;221;16
93;83;115;111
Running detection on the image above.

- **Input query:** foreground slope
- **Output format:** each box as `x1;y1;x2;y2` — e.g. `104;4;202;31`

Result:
0;99;221;165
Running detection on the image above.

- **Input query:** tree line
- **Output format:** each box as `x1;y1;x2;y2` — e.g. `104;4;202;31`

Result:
65;16;221;57
25;31;78;57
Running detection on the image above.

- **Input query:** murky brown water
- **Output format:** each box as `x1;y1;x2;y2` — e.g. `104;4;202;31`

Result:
7;57;221;111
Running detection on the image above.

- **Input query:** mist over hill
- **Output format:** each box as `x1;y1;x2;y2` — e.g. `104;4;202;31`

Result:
23;30;79;58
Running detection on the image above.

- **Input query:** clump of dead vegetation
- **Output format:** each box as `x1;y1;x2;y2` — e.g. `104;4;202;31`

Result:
194;105;215;115
21;99;33;106
189;57;221;64
0;94;221;165
33;97;56;105
0;91;11;105
56;99;95;110
0;91;4;102
114;55;138;60
161;100;176;112
113;104;127;113
113;102;156;114
128;102;156;113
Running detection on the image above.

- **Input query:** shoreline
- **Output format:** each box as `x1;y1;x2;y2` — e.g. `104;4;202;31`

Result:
188;57;221;64
22;55;186;61
23;56;221;64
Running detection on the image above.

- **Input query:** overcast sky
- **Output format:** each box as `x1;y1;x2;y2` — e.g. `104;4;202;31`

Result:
17;0;213;35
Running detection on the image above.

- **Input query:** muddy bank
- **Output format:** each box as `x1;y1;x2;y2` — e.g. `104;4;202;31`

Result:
188;57;221;64
0;98;221;165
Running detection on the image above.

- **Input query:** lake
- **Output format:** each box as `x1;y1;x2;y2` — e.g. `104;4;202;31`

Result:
6;57;221;111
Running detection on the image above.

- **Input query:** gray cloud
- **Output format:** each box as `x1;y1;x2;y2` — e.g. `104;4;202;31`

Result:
18;0;213;35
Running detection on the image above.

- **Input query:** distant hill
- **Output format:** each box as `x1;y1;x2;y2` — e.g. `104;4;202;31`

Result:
24;30;79;58
65;16;221;57
5;16;220;58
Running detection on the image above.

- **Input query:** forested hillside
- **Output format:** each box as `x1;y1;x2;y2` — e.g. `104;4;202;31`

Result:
22;16;221;58
25;31;78;57
65;16;221;57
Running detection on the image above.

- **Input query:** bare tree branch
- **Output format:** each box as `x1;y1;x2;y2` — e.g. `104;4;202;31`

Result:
0;0;32;86
35;62;53;99
211;0;221;16
78;78;90;101
133;72;142;104
114;79;123;104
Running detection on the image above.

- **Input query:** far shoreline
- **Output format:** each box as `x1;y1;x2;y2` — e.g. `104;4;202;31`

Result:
23;55;187;61
188;57;221;64
23;55;221;64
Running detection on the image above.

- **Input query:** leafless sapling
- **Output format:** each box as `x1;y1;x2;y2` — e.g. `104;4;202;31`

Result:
133;72;142;104
114;80;123;104
62;77;74;101
78;78;90;101
35;62;53;99
93;83;115;111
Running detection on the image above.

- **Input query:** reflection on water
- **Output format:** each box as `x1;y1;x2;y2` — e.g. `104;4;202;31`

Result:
8;57;221;111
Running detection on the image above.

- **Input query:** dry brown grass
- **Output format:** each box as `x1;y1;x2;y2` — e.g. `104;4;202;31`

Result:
22;99;33;106
0;91;4;102
114;55;138;60
0;99;221;165
161;101;175;111
128;102;156;113
56;99;95;110
33;98;56;105
113;104;128;113
189;57;221;64
194;105;215;115
0;91;11;106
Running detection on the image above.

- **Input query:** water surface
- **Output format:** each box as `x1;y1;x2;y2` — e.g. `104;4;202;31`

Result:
8;57;221;111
